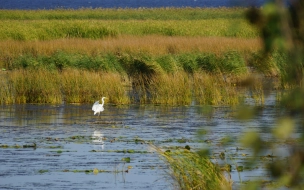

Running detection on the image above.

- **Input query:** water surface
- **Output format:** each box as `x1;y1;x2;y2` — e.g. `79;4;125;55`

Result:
0;93;299;189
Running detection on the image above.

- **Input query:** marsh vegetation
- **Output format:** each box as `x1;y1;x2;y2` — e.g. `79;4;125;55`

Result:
0;8;285;105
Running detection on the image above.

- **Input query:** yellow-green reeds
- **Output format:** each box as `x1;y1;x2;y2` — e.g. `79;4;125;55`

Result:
1;69;268;105
7;69;62;104
149;72;191;105
0;18;258;40
61;69;130;104
193;72;241;105
249;76;265;105
0;72;14;104
0;8;247;21
1;69;130;104
153;146;232;190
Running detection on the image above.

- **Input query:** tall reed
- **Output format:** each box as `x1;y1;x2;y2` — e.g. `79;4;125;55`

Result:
0;69;130;104
118;53;164;103
149;72;191;105
61;69;130;104
8;69;62;104
0;72;14;104
193;72;241;105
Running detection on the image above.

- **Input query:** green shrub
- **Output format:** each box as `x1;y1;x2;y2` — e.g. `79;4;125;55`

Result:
219;51;247;74
196;53;219;73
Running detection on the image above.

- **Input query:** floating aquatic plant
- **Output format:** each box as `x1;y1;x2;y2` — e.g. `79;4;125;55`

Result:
122;157;131;163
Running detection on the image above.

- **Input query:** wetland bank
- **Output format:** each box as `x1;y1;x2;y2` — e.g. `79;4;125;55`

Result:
1;5;304;190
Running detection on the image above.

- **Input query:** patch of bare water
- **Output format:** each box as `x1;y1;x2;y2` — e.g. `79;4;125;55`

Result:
0;92;299;189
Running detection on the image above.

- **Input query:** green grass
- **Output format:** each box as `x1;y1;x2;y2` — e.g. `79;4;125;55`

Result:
0;20;118;40
0;19;257;40
0;8;249;20
11;51;124;72
0;7;258;41
4;51;253;74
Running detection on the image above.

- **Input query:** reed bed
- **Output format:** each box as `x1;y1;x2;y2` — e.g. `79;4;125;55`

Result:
0;47;283;106
0;8;258;40
193;72;241;105
1;68;251;105
2;49;258;74
0;8;283;105
7;69;62;104
61;69;130;104
0;72;14;104
0;19;258;41
0;8;247;21
0;37;261;67
0;69;130;104
149;72;192;105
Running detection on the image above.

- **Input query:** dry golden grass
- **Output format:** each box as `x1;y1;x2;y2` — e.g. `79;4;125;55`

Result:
0;36;262;60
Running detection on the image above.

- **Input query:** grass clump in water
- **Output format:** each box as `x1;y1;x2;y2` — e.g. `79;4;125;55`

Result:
154;146;232;190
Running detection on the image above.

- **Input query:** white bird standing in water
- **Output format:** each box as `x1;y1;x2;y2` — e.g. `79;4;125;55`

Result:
92;97;106;116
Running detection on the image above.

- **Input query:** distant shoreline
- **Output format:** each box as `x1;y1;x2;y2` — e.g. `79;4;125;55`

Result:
0;0;265;10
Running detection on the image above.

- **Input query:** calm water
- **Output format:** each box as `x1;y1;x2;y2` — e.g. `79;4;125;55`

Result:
0;92;299;189
0;0;266;9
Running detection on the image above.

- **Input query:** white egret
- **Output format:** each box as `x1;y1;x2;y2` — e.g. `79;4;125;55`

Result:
92;97;106;116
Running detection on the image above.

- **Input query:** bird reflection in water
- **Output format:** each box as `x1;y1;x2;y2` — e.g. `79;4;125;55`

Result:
92;130;105;150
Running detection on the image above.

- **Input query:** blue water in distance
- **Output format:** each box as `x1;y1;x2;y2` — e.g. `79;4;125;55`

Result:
0;0;266;9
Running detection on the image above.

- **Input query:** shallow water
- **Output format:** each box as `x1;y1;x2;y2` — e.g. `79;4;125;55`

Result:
0;93;300;189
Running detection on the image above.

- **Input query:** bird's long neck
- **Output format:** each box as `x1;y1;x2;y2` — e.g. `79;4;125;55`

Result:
101;98;105;106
